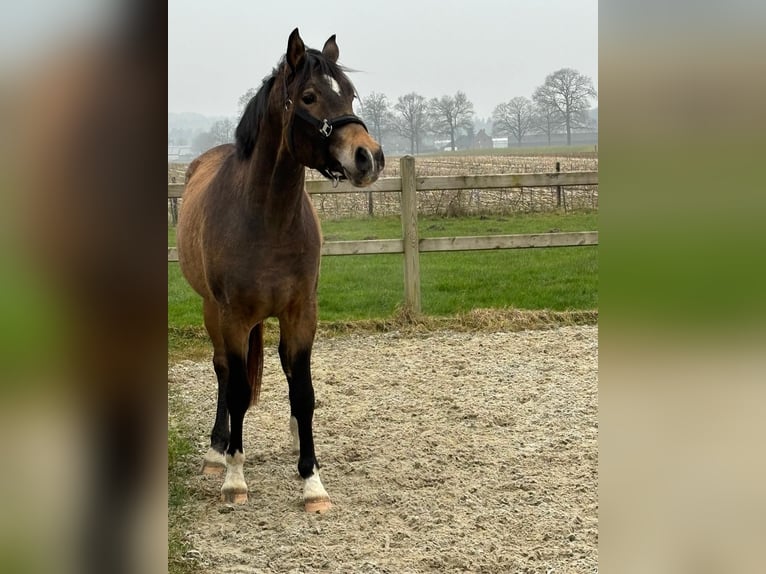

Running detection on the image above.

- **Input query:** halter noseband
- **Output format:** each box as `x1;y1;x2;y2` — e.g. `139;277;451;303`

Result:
292;106;367;140
283;71;368;184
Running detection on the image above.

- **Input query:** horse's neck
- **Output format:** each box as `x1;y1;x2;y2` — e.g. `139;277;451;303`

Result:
245;136;307;232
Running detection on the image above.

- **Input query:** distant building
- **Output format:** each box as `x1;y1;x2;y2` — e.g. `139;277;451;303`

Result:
167;145;195;162
433;139;457;151
473;129;493;150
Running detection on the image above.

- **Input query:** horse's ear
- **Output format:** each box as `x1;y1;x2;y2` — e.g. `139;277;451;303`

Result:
287;28;306;71
322;34;339;63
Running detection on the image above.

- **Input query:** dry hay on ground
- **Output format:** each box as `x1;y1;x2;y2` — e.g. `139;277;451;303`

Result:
169;153;599;219
169;325;598;573
310;154;598;217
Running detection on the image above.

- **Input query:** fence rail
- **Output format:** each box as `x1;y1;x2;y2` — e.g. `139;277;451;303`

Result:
167;170;598;199
168;156;598;312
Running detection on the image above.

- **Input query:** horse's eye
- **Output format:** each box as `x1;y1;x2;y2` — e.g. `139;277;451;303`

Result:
301;93;316;105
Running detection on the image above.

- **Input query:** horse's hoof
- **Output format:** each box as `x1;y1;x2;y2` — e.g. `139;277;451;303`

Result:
221;489;248;504
304;497;332;514
202;448;226;475
201;461;226;475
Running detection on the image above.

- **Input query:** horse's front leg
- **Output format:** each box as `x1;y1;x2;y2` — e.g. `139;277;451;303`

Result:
279;306;331;513
201;300;229;475
218;315;253;504
200;353;230;474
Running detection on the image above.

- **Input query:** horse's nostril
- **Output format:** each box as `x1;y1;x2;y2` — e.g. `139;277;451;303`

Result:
375;148;385;171
355;146;373;173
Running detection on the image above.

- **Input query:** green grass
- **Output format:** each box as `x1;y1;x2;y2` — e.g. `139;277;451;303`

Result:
169;212;597;243
168;264;205;329
169;211;597;330
421;248;597;314
316;247;597;321
317;254;404;319
168;424;196;508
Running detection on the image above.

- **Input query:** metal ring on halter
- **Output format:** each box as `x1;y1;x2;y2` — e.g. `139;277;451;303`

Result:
319;119;333;138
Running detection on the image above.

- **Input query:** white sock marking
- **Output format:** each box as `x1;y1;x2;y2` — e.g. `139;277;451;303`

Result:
222;451;247;493
303;465;329;501
203;446;226;466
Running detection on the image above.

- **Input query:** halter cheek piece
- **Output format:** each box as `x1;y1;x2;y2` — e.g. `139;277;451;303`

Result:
283;74;368;185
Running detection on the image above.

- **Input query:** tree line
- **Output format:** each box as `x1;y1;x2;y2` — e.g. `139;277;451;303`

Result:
176;67;595;156
362;67;596;154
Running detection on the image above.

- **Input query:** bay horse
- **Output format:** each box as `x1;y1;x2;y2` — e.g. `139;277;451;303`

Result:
177;28;384;513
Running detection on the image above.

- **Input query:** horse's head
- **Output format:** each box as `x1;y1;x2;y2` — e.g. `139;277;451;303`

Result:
282;29;384;187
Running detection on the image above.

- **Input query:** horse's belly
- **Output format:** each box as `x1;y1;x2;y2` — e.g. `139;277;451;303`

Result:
205;245;319;313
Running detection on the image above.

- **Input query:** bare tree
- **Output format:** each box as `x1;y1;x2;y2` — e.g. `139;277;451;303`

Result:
357;92;393;216
492;96;534;146
191;130;217;154
209;119;235;146
533;68;597;145
394;92;429;155
359;92;393;144
530;103;561;145
429;91;474;151
237;88;257;118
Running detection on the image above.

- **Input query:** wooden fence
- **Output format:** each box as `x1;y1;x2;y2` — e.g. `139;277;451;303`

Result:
168;156;598;313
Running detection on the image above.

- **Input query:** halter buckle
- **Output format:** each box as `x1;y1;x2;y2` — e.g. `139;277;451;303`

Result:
319;119;333;138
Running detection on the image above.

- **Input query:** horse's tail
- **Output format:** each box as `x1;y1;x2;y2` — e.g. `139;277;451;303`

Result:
247;323;264;406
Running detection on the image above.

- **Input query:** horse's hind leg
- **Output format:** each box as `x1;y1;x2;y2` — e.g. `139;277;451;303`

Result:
278;302;331;513
201;299;228;475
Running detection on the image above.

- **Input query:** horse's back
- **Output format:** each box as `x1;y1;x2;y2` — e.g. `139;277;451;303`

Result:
177;144;236;298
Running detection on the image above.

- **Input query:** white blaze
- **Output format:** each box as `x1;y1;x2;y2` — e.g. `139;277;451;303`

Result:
325;74;341;96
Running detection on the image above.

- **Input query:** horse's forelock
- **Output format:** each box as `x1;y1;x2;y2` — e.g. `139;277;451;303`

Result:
299;50;354;94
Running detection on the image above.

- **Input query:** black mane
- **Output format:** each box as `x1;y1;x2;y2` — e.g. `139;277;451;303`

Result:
235;50;354;160
235;72;276;160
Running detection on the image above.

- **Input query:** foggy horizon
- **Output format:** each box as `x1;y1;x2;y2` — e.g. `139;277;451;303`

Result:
168;0;597;121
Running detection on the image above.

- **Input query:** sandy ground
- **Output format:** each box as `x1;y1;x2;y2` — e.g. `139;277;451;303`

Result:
168;325;598;573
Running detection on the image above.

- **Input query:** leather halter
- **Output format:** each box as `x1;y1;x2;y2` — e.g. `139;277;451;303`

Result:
283;71;368;184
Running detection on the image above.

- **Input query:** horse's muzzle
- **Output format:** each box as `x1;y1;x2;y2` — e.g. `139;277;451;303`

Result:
329;124;385;187
354;146;385;183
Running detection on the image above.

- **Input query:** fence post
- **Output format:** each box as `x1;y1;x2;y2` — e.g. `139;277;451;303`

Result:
169;176;179;225
400;155;421;314
555;161;562;208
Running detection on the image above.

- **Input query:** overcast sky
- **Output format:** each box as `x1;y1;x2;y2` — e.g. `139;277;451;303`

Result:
168;0;597;120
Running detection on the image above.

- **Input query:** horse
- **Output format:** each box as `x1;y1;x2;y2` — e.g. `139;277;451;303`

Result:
177;28;384;513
